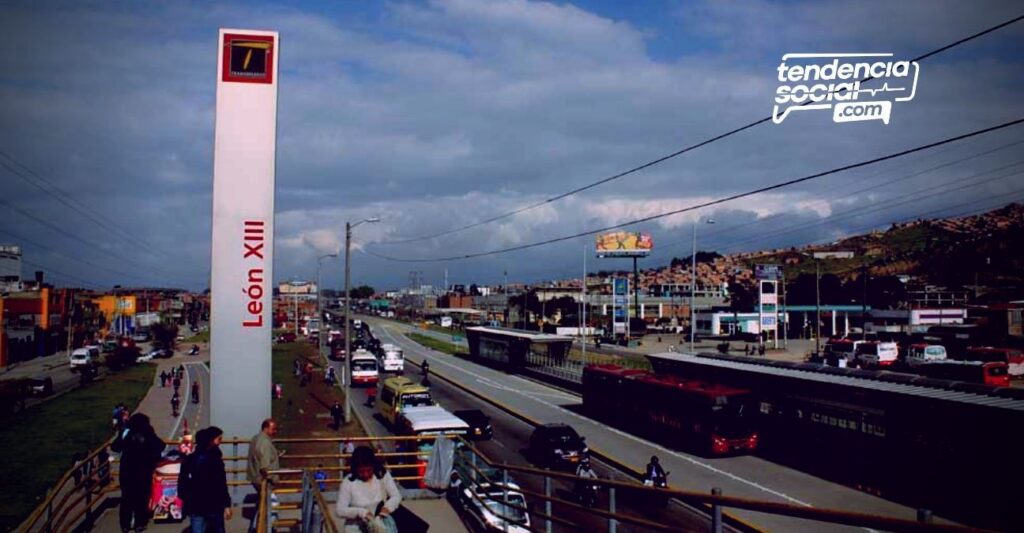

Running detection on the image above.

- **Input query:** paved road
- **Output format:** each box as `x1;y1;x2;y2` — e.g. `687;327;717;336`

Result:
330;340;710;533
365;316;947;533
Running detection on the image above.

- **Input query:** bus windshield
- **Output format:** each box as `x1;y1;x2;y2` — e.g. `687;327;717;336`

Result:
352;360;377;372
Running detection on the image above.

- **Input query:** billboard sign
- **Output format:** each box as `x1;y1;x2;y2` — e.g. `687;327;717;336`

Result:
596;232;653;258
755;264;782;280
210;29;279;439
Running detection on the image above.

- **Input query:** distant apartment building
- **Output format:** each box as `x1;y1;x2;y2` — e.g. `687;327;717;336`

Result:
0;245;22;293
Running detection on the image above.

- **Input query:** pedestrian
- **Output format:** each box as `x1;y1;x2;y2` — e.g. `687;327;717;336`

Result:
71;452;85;486
159;371;167;387
365;386;377;407
273;383;283;399
334;446;401;533
293;359;301;377
97;448;112;487
118;413;165;533
315;464;328;492
173;375;181;393
330;401;343;430
339;439;355;473
759;344;766;356
171;392;181;417
112;404;123;431
178;364;186;378
80;449;95;488
179;427;232;533
191;381;200;404
247;419;281;533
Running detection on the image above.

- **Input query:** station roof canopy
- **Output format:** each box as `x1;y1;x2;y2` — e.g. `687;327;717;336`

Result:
428;307;487;315
465;326;573;343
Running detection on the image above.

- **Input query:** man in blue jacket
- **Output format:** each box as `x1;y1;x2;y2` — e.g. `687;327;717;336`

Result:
179;427;233;533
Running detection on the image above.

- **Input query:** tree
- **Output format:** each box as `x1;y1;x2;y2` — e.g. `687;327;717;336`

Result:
151;323;179;350
349;285;375;299
670;251;722;269
107;345;140;371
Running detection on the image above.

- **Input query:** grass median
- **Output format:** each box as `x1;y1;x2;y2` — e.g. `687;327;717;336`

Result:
405;332;466;356
0;364;155;531
270;341;365;480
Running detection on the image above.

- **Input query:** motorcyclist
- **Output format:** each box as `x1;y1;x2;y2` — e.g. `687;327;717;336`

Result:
574;457;599;504
421;359;430;376
644;455;668;487
189;344;199;356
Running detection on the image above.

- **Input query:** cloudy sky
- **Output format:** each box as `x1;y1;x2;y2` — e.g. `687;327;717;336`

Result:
1;0;1023;291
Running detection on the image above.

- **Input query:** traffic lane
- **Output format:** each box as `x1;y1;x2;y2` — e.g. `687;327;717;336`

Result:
421;364;715;533
370;318;900;533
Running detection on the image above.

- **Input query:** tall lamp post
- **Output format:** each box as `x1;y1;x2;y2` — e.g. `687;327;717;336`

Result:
344;217;379;424
317;253;338;362
690;218;714;353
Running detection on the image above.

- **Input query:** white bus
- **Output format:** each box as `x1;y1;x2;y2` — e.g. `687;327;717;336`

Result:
349;349;379;387
381;343;404;373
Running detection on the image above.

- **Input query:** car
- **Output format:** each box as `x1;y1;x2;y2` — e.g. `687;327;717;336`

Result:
28;376;54;396
454;409;493;440
276;332;297;343
527;423;588;470
148;348;173;359
132;332;150;343
454;478;530;533
137;353;155;363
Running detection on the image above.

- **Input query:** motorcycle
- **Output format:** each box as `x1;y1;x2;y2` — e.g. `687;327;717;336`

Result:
188;345;199;356
575;479;599;507
643;471;670;507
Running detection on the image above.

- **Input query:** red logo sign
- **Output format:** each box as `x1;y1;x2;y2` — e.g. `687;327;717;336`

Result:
222;33;274;84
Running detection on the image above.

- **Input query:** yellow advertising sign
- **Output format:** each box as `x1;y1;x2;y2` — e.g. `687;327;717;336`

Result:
595;231;653;257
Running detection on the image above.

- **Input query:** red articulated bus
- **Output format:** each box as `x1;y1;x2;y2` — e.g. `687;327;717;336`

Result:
582;364;758;455
958;347;1024;378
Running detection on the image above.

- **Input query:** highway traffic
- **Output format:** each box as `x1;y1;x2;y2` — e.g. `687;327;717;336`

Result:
325;315;945;532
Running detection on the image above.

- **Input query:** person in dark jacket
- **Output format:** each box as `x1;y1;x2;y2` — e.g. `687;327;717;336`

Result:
118;413;165;533
179;427;232;533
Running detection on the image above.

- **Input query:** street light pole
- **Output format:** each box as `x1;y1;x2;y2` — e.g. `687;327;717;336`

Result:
317;253;338;362
690;218;714;353
344;217;379;424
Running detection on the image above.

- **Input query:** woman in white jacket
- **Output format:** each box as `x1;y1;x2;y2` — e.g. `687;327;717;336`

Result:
335;446;402;532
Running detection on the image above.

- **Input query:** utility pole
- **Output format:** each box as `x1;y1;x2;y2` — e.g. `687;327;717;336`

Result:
690;218;714;353
861;265;868;341
344;217;379;424
317;253;338;361
582;244;587;367
344;223;353;424
815;258;822;354
503;270;508;327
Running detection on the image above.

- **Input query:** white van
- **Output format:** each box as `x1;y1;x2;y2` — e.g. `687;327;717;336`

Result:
856;341;899;368
905;344;947;367
69;347;99;372
381;343;404;373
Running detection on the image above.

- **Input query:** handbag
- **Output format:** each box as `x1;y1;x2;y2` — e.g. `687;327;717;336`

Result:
360;515;397;533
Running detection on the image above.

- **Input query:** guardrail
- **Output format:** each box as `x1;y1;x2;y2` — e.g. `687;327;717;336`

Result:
452;439;994;533
23;433;992;533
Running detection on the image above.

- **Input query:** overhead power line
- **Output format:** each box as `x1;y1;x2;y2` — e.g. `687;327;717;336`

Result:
374;13;1024;245
363;117;1024;263
0;153;166;258
647;137;1024;257
0;198;201;287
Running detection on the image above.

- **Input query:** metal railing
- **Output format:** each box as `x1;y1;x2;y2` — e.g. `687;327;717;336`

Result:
452;439;995;533
22;433;994;533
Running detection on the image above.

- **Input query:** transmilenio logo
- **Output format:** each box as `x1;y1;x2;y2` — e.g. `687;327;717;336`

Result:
773;53;920;125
